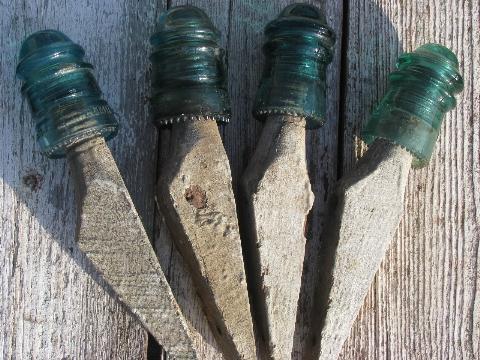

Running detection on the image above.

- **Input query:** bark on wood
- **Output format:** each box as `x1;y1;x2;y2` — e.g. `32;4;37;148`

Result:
69;138;198;359
241;115;314;359
157;119;256;360
306;139;412;360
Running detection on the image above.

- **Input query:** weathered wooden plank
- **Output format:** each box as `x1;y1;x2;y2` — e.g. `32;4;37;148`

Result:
157;119;256;360
6;1;477;359
154;2;231;359
290;1;343;358
154;0;343;359
339;0;480;359
241;115;315;359
309;140;413;360
71;138;198;359
0;0;165;358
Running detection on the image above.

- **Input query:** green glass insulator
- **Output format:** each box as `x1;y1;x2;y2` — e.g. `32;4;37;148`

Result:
253;3;336;129
362;43;464;167
149;6;230;125
16;30;118;158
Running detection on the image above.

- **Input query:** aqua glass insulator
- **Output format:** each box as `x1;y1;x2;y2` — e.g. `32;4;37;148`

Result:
362;43;464;167
149;6;230;126
16;30;118;158
253;3;335;129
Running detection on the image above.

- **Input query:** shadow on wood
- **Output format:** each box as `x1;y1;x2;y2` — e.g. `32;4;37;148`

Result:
299;2;402;359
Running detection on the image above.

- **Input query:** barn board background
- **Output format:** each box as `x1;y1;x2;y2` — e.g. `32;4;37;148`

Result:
0;0;478;359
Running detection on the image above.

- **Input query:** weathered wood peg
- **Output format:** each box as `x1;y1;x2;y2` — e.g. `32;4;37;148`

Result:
149;6;256;360
241;4;335;359
311;44;464;360
16;30;198;360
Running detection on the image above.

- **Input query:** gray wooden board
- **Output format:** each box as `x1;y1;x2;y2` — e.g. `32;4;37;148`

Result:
155;0;342;358
1;0;478;359
338;0;480;359
0;0;164;358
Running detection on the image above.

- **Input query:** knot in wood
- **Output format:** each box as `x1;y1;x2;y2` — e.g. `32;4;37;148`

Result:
185;185;207;209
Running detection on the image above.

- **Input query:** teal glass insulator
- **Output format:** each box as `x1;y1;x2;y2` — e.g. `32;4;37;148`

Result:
362;43;464;167
253;3;336;129
150;6;230;125
16;30;118;158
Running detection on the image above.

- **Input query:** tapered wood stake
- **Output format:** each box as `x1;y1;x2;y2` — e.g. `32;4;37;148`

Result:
308;140;411;360
309;44;463;359
70;138;198;359
241;115;314;359
150;6;256;359
157;119;256;360
239;4;335;358
16;30;198;359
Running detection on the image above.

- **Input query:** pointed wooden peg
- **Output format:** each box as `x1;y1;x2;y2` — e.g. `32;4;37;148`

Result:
310;44;464;360
240;4;335;358
241;115;314;359
311;140;412;360
16;30;198;359
150;6;256;360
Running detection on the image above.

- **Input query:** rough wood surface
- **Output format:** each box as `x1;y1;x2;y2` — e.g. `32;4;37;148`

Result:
306;139;412;360
157;119;256;360
155;1;343;359
241;115;314;360
339;1;480;359
70;138;197;359
2;0;478;359
1;1;164;358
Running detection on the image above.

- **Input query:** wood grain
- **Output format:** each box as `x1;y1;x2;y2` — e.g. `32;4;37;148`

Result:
2;0;478;359
157;119;256;360
241;116;314;360
154;1;230;359
339;0;480;359
154;0;343;358
0;0;164;358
